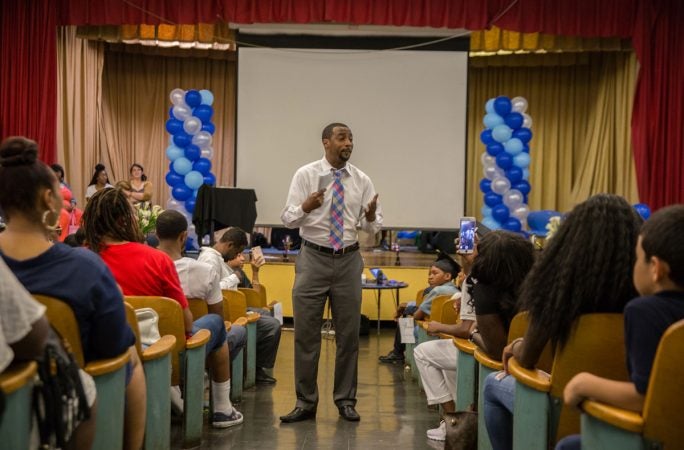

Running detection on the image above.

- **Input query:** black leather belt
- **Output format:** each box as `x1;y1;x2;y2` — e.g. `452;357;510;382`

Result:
302;240;359;255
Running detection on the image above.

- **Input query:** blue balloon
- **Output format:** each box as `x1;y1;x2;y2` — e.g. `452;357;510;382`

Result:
523;168;530;180
522;145;530;153
504;112;524;129
185;197;196;214
184;144;201;162
184;171;204;190
527;210;562;235
505;166;523;183
512;180;531;195
480;129;495;146
513;152;531;168
165;118;183;135
494;96;512;116
185;236;197;251
523;194;529;204
482;217;501;230
193;105;213;123
171;184;192;201
513;127;533;144
203;173;216;186
492;124;513;143
492;204;510;222
199;89;214;106
486;143;504;157
185;90;202;108
485;98;496;114
496;152;513;170
168;106;175;118
166;144;184;161
193;157;212;176
633;203;651;220
480;178;492;194
201;122;215;134
504;138;524;155
484;192;503;207
481;205;493;218
502;217;522;232
483;113;505;129
172;157;192;175
165;171;184;187
173;132;191;148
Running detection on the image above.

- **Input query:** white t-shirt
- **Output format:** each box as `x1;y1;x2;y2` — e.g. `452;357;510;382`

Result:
197;247;240;291
85;183;113;200
453;280;476;322
173;257;222;305
0;259;46;372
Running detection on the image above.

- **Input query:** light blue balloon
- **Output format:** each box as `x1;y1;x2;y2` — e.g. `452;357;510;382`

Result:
485;98;496;114
172;157;192;175
482;217;501;230
184;170;204;190
483;113;505;129
491;124;513;143
514;152;531;168
504;138;524;155
166;144;184;161
481;205;492;218
199;89;214;106
523;168;530;180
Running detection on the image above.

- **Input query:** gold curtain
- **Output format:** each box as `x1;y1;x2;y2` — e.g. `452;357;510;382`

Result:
98;47;236;208
465;52;639;217
56;27;105;204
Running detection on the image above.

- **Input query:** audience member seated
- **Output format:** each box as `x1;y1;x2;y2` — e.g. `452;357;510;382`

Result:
57;186;82;242
483;193;642;450
0;137;140;449
155;210;247;365
555;204;684;450
51;163;77;204
85;164;113;202
417;231;535;442
227;245;283;385
120;163;153;206
378;253;460;364
198;228;248;290
82;188;243;428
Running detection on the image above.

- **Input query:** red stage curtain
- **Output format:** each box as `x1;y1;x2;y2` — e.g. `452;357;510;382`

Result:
0;0;57;163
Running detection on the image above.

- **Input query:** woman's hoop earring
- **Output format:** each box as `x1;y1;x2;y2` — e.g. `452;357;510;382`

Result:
42;209;59;231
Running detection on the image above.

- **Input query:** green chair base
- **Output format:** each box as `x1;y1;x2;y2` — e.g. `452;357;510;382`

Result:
0;382;34;450
512;381;549;450
91;365;127;450
244;322;257;389
143;353;172;450
231;348;244;403
182;344;208;449
477;365;496;450
455;350;477;411
581;413;646;450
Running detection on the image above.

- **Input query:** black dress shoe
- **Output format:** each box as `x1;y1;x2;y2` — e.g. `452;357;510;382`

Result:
280;407;316;423
255;367;277;384
338;405;360;421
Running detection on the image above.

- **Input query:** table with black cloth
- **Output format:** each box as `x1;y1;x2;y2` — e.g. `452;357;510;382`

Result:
192;185;258;244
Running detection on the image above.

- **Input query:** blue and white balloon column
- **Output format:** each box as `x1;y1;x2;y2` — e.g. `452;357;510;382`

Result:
165;88;216;249
479;96;533;232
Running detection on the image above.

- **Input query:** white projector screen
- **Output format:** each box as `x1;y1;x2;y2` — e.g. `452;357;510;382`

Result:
236;46;468;230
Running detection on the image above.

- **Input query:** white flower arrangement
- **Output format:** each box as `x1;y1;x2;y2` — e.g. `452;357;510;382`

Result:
545;216;562;240
135;203;163;235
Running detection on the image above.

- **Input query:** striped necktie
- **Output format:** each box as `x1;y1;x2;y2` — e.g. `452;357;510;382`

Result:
329;170;345;250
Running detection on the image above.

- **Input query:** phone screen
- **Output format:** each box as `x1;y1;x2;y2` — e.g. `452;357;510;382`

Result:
458;217;476;254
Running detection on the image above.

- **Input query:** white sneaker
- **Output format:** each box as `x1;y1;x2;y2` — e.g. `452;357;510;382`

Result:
170;386;184;415
426;420;446;441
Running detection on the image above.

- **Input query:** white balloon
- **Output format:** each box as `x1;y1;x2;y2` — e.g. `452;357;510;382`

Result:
169;88;186;106
183;117;202;135
481;152;496;167
166;198;181;210
503;189;524;209
484;165;504;180
172;104;191;120
511;96;528;113
200;147;214;159
491;176;511;195
192;131;213;148
511;204;530;222
522;113;533;129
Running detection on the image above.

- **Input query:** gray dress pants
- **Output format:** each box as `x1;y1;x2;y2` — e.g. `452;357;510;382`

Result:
292;244;363;410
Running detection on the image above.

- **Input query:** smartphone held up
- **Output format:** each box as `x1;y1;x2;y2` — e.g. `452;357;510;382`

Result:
457;217;476;254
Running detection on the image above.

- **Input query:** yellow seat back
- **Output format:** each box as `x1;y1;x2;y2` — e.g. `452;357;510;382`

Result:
187;298;208;320
32;294;86;367
642;319;684;447
253;284;268;306
439;298;459;325
509;311;554;373
239;287;264;309
415;288;425;307
426;294;452;321
222;289;247;322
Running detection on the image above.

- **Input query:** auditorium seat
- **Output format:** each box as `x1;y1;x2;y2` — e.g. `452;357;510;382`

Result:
34;294;130;450
125;296;210;449
223;289;259;395
580;319;684;450
0;362;37;450
123;302;176;450
452;336;478;411
508;313;628;449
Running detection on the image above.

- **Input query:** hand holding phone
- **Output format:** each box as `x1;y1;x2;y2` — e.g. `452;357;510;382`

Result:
250;246;266;268
457;217;477;254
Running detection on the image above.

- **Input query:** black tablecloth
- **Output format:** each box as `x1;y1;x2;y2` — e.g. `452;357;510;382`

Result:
192;185;258;238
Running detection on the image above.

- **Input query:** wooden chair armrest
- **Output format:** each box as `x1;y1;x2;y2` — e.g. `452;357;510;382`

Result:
582;400;644;433
508;357;551;392
234;317;248;327
267;301;278;308
246;312;260;323
474;347;504;371
224;321;232;332
186;328;210;350
0;362;38;394
437;332;453;340
85;351;131;377
452;337;476;354
420;321;429;331
141;335;176;362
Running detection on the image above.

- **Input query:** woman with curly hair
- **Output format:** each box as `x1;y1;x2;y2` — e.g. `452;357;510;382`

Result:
483;193;642;450
85;163;113;202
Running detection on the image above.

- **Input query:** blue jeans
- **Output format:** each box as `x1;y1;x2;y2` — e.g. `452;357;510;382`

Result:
483;372;516;450
226;324;247;362
192;313;227;355
555;435;581;450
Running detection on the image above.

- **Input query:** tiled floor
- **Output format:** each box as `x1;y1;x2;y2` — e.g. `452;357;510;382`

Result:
172;327;444;449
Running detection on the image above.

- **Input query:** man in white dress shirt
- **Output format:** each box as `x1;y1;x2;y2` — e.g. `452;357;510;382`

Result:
279;123;382;422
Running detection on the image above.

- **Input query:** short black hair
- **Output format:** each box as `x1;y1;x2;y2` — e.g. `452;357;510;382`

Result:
322;123;350;140
640;204;684;289
156;209;188;240
219;227;248;247
50;163;65;180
